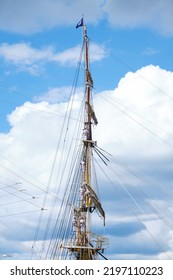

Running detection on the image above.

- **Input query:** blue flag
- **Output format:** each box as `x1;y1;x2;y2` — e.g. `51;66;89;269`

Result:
76;18;83;28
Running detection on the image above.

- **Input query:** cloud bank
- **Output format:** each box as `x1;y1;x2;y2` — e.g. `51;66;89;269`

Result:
103;0;173;36
0;64;173;259
0;42;107;74
0;0;173;35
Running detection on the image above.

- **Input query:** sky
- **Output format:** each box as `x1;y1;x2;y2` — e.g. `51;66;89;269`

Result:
0;0;173;260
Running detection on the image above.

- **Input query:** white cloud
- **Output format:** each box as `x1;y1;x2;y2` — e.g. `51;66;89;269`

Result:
103;0;173;36
0;0;173;35
0;43;53;75
51;45;82;66
50;42;107;66
51;43;107;66
0;42;107;73
0;65;173;259
0;0;102;34
0;43;53;64
94;65;173;157
35;87;83;103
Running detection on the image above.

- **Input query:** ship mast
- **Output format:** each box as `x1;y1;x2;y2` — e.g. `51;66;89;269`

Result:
84;24;92;141
64;22;108;260
82;24;94;258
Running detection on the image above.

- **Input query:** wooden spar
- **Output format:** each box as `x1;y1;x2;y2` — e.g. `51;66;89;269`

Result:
64;22;108;260
84;25;92;141
83;24;92;253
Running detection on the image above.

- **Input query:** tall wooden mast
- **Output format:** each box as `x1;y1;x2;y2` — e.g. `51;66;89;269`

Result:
63;21;108;260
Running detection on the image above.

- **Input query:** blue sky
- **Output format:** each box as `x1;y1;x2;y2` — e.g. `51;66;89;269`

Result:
0;0;173;260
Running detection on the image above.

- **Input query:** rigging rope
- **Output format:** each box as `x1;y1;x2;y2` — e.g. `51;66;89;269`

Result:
97;93;173;148
89;37;173;102
32;41;84;259
94;156;172;259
